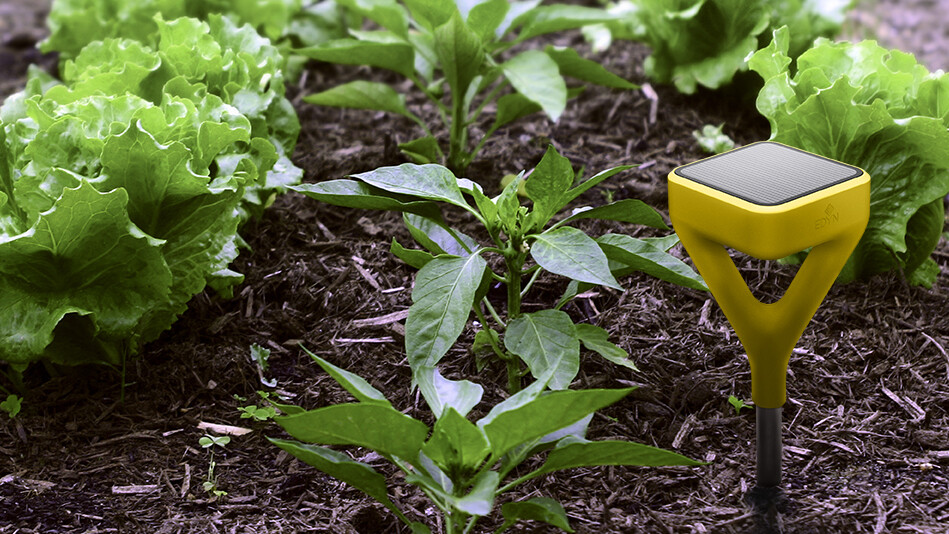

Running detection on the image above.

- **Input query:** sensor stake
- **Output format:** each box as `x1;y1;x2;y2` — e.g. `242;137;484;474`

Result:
668;142;869;496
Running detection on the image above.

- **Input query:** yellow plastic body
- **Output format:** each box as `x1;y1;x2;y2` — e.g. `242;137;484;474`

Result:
669;145;869;408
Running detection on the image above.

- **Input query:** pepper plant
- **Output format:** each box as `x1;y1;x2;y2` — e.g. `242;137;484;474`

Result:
299;0;636;173
293;146;706;395
269;352;702;533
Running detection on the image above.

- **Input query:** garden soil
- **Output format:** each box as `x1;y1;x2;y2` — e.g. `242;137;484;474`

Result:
2;1;949;533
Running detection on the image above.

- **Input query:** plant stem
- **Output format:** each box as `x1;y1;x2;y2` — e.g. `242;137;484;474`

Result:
474;302;520;394
496;469;541;495
468;80;509;123
482;299;505;329
464;516;482;534
519;265;542;298
502;247;527;393
504;253;523;320
447;86;471;174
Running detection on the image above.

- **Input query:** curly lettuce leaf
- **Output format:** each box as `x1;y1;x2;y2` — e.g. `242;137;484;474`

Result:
0;182;172;366
98;121;249;341
0;17;286;365
41;0;338;59
48;15;300;219
750;27;949;286
593;0;852;93
609;0;770;93
41;0;188;59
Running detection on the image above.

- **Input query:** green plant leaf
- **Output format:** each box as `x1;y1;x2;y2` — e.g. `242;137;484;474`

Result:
435;13;484;99
512;4;616;42
531;227;621;289
482;387;633;459
304;81;411;117
575;323;637;371
476;365;556;428
422;407;490;473
290;180;443;221
536;439;703;475
633;0;770;94
268;439;409;523
415;365;484;419
597;233;707;290
275;403;428;461
562;165;631;205
526;145;574;230
1;394;22;418
453;470;499;516
0;182;172;365
901;199;945;287
298;38;415;77
502;50;567;122
403;0;458;30
352;164;469;211
97;120;245;343
504;310;580;390
467;0;510;41
336;0;410;37
501;498;574;532
406;254;487;370
303;347;391;406
728;395;753;414
469;185;498;233
560;199;668;229
544;45;637;89
403;213;479;257
399;136;442;164
749;33;949;286
492;92;542;131
391;238;435;269
693;123;736;154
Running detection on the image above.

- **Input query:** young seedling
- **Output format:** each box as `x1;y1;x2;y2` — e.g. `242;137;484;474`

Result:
199;434;231;498
299;0;636;173
268;352;702;534
249;343;277;387
728;395;753;415
1;394;22;418
693;124;735;154
293;145;706;396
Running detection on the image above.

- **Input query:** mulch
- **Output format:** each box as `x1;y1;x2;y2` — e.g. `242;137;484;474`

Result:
1;1;948;533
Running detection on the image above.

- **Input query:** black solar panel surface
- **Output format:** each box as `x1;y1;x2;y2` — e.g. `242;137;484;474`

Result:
674;142;862;206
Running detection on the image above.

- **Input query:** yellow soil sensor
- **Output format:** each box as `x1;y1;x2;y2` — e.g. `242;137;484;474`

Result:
669;141;870;409
669;142;869;492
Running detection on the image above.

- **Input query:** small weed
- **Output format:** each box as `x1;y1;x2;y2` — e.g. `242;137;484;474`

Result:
1;394;22;418
728;395;753;415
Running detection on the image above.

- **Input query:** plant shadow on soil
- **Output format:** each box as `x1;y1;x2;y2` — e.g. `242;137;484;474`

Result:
2;2;949;533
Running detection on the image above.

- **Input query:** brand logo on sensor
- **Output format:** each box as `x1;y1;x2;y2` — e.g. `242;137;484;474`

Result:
815;204;839;229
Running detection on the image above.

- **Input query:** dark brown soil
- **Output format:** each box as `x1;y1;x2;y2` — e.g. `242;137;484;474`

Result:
2;1;949;533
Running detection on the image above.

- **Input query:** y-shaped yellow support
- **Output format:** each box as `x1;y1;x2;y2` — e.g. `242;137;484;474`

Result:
669;142;869;408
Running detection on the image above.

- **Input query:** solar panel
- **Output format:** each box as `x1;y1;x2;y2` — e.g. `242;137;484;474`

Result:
673;142;863;206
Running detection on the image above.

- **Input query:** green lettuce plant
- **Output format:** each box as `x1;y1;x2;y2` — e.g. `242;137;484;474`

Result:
299;0;636;174
0;16;295;368
584;0;853;94
749;27;949;287
36;14;304;219
41;0;349;61
269;352;702;533
293;146;706;395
